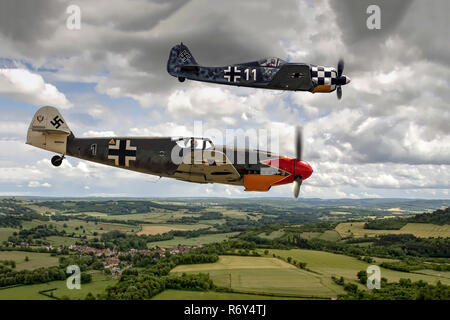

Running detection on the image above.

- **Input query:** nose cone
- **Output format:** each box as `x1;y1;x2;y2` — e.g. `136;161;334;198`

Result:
345;76;351;84
295;161;313;180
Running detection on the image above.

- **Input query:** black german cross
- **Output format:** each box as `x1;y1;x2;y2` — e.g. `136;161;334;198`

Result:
108;140;136;167
224;66;241;82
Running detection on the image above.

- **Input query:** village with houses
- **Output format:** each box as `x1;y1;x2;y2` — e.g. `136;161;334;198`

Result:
66;244;204;276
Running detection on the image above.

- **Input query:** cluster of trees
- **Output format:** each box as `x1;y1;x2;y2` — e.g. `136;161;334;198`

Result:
277;231;450;260
271;253;308;270
364;206;450;230
82;216;145;226
196;240;258;255
374;234;450;258
35;200;181;215
335;273;450;300
0;200;48;228
59;254;104;271
120;252;158;268
167;211;223;224
238;222;343;249
284;222;339;233
0;265;66;287
364;219;407;230
380;260;450;273
6;224;66;246
102;273;166;299
0;260;16;268
95;241;265;299
98;251;219;300
0;255;95;288
0;246;69;256
410;207;450;225
171;228;216;239
239;224;282;239
87;230;165;250
100;230;148;251
165;273;215;291
95;227;234;251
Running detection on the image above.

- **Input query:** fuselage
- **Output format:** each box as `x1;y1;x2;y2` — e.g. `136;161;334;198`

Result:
167;44;350;93
171;61;349;93
65;135;312;192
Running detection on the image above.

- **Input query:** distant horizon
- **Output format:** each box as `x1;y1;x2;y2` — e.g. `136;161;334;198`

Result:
2;195;449;201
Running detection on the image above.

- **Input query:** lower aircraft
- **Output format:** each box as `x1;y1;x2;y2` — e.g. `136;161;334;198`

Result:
167;43;351;99
26;107;313;198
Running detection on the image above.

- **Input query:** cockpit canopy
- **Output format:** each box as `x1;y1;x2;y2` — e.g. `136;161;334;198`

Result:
258;57;287;67
172;137;214;150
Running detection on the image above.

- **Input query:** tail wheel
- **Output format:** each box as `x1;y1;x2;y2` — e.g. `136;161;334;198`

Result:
51;155;63;167
178;77;185;82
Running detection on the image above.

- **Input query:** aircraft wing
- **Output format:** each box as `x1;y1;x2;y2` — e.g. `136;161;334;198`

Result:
174;149;241;184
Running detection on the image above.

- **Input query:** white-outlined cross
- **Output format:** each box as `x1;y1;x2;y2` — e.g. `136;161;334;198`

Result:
224;66;241;82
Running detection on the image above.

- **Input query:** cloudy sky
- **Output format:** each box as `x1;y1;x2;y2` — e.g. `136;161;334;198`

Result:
0;0;448;199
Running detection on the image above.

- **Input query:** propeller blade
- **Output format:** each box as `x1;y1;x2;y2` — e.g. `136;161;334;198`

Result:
295;126;303;161
293;176;302;199
337;86;342;100
337;59;344;77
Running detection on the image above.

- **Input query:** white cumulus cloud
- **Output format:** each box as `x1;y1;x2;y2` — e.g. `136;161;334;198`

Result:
0;68;72;109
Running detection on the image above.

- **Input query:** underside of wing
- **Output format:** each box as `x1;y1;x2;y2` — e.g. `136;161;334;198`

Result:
174;150;242;185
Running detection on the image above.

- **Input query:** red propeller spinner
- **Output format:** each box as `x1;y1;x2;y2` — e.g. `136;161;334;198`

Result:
263;127;313;199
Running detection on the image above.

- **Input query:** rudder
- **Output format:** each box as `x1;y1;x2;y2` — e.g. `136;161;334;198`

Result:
26;106;72;154
167;42;198;76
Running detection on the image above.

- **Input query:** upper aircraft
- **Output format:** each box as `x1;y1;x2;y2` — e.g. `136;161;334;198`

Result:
167;43;351;99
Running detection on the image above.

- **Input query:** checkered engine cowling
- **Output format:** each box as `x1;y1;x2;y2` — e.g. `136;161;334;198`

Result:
311;65;337;89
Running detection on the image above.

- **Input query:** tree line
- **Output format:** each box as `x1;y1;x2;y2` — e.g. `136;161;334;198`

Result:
364;206;450;230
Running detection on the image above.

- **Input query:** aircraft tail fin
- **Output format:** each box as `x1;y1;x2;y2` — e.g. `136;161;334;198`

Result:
26;106;72;154
167;42;198;76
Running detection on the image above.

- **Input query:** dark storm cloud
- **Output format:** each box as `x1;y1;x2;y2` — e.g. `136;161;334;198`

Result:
0;0;306;96
82;0;307;96
396;0;450;67
329;0;449;73
81;0;189;32
329;0;413;45
0;0;66;42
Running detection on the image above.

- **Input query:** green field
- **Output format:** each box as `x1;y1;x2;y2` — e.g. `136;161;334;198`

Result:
0;271;116;300
46;236;78;246
265;249;450;286
151;289;306;300
170;249;450;300
219;209;251;220
172;255;343;298
300;230;341;241
336;222;450;238
0;251;58;270
147;232;239;248
95;211;201;223
21;219;137;238
258;230;285;240
138;223;209;235
0;227;17;242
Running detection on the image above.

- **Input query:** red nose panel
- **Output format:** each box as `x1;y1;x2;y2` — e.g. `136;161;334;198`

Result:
262;157;313;186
